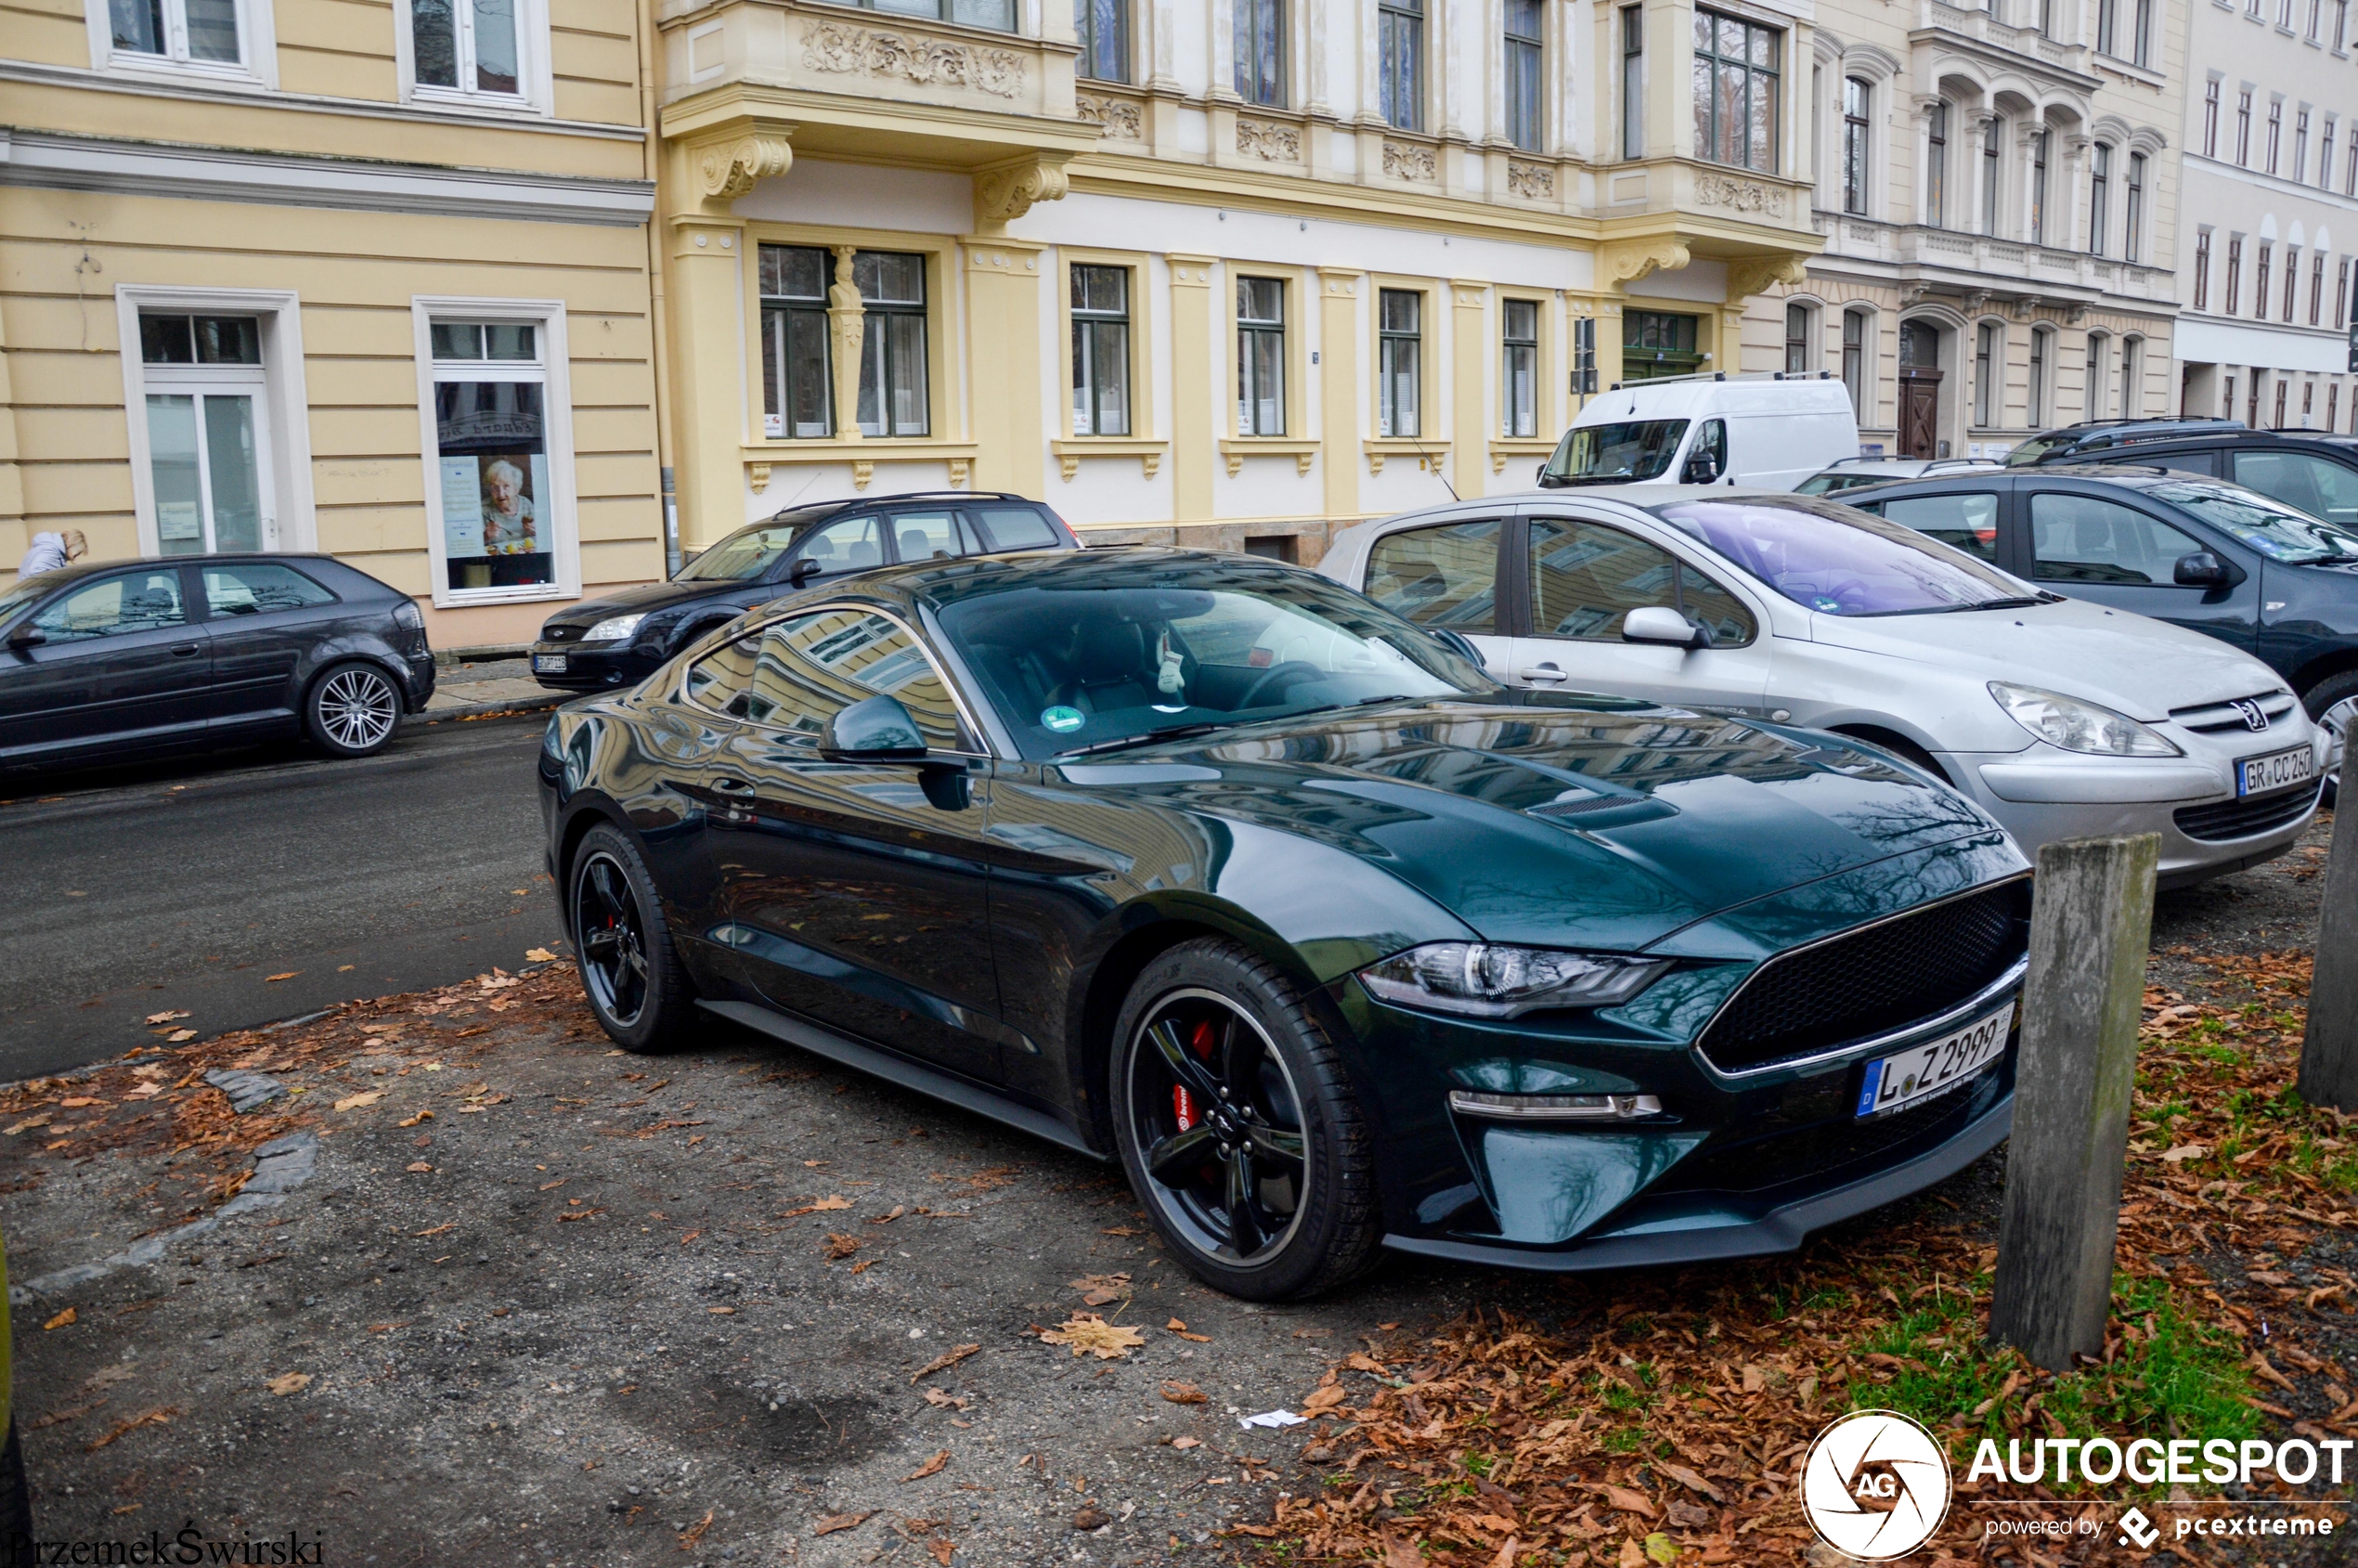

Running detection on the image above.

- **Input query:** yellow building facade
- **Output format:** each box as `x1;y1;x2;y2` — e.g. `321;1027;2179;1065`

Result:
0;0;667;647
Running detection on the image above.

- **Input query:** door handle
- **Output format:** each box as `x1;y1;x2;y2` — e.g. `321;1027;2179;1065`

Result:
710;775;757;797
1518;665;1568;684
169;643;201;657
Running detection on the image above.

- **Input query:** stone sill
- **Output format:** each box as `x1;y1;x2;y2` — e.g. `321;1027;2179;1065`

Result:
1051;437;1170;479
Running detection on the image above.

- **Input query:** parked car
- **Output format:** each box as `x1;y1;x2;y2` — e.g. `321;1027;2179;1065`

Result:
541;546;2037;1297
529;493;1078;693
1539;373;1859;493
0;554;434;771
1321;488;2325;888
1843;464;2358;801
2008;420;2358;533
1795;457;2002;497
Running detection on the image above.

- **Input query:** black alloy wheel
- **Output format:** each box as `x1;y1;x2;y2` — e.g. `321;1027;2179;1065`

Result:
569;823;695;1052
1110;940;1380;1301
304;661;402;758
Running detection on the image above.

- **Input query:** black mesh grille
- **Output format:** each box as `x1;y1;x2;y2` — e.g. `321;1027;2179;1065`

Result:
2173;783;2321;843
1695;878;2030;1072
1660;1060;2008;1195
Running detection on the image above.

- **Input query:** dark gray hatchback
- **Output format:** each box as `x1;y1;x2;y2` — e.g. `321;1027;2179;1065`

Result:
0;553;434;772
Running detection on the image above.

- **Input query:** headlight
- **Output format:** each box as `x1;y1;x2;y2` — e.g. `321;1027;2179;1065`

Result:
582;613;646;642
1358;942;1672;1017
1988;681;2181;757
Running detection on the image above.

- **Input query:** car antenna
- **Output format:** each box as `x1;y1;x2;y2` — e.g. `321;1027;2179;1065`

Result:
1403;431;1458;502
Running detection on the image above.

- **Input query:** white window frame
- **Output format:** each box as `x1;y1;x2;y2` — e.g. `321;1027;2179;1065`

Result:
395;0;554;115
85;0;278;86
411;295;581;609
113;284;315;560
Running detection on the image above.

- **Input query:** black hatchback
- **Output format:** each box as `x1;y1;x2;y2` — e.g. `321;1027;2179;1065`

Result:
0;553;435;772
529;493;1078;693
2008;420;2358;532
1842;464;2358;795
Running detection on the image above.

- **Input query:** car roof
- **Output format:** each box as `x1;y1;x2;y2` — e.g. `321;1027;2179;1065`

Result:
792;543;1346;617
759;490;1045;529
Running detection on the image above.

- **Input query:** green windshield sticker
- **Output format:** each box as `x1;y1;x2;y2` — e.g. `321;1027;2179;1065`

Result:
1041;706;1085;732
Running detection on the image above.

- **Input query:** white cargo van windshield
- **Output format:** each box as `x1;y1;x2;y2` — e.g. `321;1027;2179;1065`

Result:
1542;421;1688;485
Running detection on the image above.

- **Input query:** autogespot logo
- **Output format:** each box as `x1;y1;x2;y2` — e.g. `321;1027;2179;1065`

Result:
1802;1410;1955;1562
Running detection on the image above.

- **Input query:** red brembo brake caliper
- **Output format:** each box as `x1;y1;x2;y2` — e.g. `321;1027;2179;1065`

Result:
1172;1019;1219;1131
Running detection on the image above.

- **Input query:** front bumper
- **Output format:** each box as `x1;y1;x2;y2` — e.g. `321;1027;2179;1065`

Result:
528;640;664;693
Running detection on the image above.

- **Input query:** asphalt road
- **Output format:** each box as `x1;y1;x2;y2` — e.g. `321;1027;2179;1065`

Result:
0;713;564;1082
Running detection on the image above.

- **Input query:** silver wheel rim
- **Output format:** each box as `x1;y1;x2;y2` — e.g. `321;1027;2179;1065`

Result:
317;667;398;751
2323;694;2355;792
1124;987;1311;1270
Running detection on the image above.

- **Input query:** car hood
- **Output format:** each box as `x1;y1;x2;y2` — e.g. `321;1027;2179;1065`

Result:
542;577;766;628
1801;595;2281;719
1056;698;2013;956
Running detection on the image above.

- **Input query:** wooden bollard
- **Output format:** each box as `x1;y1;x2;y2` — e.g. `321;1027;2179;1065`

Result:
1989;833;2159;1372
2298;801;2358;1108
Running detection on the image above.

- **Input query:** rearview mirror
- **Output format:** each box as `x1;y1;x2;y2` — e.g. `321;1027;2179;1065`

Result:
6;623;44;650
821;693;929;762
2173;551;2241;588
1622;605;1713;651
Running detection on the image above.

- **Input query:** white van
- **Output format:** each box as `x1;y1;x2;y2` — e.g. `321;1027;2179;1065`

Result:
1537;372;1859;493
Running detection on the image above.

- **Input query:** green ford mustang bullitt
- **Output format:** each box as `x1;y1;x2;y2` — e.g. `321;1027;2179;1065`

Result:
537;548;2031;1300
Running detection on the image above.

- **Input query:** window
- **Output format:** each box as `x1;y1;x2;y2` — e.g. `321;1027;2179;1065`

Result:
2204;82;2221;159
2029;131;2049;246
2297;110;2313;182
1622;311;1703;380
1841;77;1871;214
1528;518;1755;644
1366;520;1500;632
2120;339;2141;417
2339;258;2351;328
1070;265;1131;436
759;244;833;440
2226;236;2244;314
2334;386;2343;432
2224;374;2237;420
2089;142;2110;255
1237;277;1286;435
2235;450;2358;524
408;0;530;102
1982;117;2002;234
1693;10;1781;173
2195;231;2212;310
1974;321;1997;427
855;252;928;438
2284;250;2300;321
2306;382;2318;425
2029;492;2205;584
1841;308;1868;415
2097;0;2118;53
686;608;965;747
1502;299;1540;437
2256;244;2274;323
138;312;268;557
1784;302;1811;375
2237;90;2253;164
1377;289;1422;437
2325;118;2338;188
2313;253;2328;325
1235;0;1284;106
1883;493;2001;561
1077;0;1126;80
2276;378;2291;425
829;0;1011;23
1572;317;1598;395
2349;126;2358;194
2125;152;2144;263
1620;6;1644;160
1925;102;1948;227
2028;328;2050;425
2268;100;2284;174
2312;0;2325;31
200;562;334;616
425;316;561;596
1378;0;1423;130
2132;0;2153;61
107;0;249;71
1505;0;1544;152
32;570;188;642
2085;334;2106;418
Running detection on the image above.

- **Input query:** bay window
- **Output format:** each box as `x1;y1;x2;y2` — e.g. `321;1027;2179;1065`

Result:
1693;10;1781;174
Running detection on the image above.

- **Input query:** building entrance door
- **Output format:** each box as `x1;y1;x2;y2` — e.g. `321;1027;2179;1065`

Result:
1898;320;1944;459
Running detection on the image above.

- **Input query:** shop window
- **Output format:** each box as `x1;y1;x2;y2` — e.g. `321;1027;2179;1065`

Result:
427;318;557;596
1070;265;1132;437
1378;289;1422;438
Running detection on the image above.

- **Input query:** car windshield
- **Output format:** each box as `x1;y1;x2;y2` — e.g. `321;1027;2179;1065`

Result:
675;522;804;581
2148;480;2358;564
0;571;68;623
1542;421;1688;485
1652;496;2031;616
936;563;1491;759
1795;472;1891;496
2005;434;2072;467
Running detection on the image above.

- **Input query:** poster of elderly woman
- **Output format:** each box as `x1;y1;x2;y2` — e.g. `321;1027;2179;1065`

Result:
436;447;551;590
479;459;538;555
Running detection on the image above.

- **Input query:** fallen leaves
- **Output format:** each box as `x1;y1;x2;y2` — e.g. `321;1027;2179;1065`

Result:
525;948;559;963
821;1233;862;1261
404;1161;433;1173
1160;1381;1209;1405
812;1511;875;1536
900;1449;950;1483
782;1195;852;1217
923;1388;971;1411
43;1307;75;1330
85;1407;178;1452
265;1373;311;1396
1069;1272;1131;1307
264;972;299;983
1041;1315;1146;1360
331;1092;382;1112
145;1010;189;1025
164;1030;198;1044
910;1343;982;1383
1299;1383;1349;1414
1164;1317;1211;1342
396;1110;434;1128
678;1510;713;1550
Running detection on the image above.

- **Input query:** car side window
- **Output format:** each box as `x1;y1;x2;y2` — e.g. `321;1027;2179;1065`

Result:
201;563;336;616
2143;450;2218;478
2028;492;2207;586
1880;493;2002;564
682;632;761;716
1364;520;1499;634
1680;419;1728;483
32;571;188;641
968;506;1061;551
1675;566;1757;647
1529;518;1678;638
888;510;977;564
793;516;884;576
2232;450;2358;526
693;609;969;748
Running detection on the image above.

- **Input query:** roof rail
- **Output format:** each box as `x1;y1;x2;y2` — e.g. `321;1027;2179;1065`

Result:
1605;369;1836;390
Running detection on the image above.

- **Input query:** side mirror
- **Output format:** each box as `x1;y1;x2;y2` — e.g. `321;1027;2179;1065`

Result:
2173;551;2242;588
1427;627;1487;668
820;693;930;762
1680;452;1723;485
1535;462;1548;484
6;623;44;650
1622;605;1713;651
787;557;822;587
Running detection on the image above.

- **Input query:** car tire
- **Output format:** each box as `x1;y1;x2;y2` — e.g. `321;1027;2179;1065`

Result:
1109;939;1381;1302
304;660;404;759
0;1418;31;1554
2302;670;2358;808
568;823;699;1054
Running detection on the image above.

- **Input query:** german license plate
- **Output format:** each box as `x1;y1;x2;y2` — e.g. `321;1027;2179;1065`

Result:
1854;1003;2014;1120
2236;744;2314;797
533;654;567;674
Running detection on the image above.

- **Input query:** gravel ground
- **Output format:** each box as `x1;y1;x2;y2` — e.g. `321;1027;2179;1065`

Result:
0;811;2339;1565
